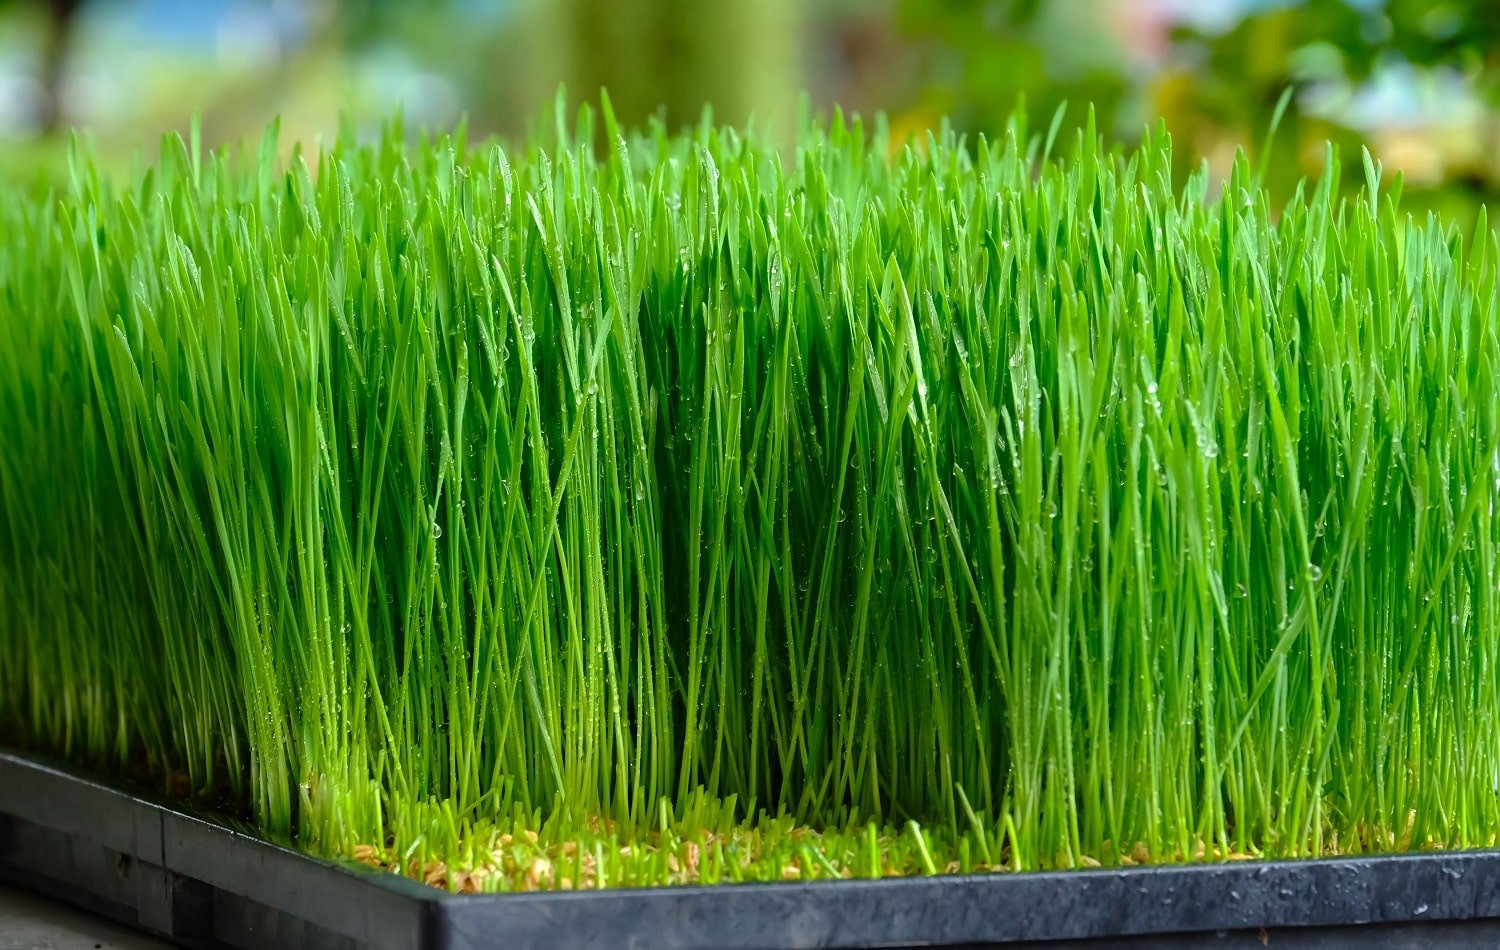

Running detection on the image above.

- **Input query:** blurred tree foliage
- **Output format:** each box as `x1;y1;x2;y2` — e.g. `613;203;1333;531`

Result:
2;0;1495;224
1162;1;1499;204
890;0;1499;224
890;0;1131;138
1303;0;1499;97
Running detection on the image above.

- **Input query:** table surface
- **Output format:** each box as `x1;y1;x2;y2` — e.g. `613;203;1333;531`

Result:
0;883;170;950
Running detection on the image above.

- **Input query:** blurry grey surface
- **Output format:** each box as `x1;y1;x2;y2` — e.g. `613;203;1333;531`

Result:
0;883;170;950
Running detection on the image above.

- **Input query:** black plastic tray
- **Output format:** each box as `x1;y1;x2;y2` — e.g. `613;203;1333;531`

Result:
3;749;1500;948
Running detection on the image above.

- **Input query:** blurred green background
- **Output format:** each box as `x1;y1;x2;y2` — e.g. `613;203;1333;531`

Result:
1;0;1496;224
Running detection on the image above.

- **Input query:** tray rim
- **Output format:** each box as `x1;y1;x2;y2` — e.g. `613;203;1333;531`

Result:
1;747;1495;949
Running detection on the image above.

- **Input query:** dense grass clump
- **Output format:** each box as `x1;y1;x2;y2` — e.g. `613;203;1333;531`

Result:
2;102;1498;890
